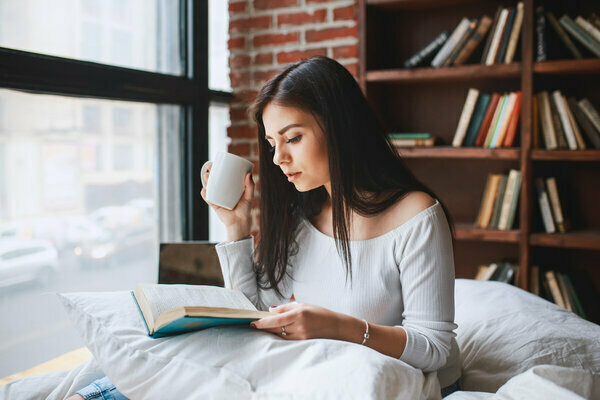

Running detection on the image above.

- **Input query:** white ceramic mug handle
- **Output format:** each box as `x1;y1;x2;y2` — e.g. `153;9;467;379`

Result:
200;160;213;187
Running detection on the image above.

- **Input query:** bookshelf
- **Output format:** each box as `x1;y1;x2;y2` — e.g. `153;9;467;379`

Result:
357;0;600;302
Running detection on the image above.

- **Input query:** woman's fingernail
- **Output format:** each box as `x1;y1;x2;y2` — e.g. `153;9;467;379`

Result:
270;306;277;309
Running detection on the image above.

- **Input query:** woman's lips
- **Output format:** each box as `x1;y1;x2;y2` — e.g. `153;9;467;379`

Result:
287;172;301;182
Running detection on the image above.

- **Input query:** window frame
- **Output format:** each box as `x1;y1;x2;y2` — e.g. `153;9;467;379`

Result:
0;0;231;240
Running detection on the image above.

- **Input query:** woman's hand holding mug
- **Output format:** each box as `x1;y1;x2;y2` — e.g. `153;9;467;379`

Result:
200;152;254;242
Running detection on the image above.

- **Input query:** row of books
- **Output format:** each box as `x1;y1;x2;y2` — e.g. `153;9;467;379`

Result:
475;169;521;230
452;89;521;148
474;261;519;285
532;267;593;321
387;133;435;147
404;2;523;69
536;176;567;234
536;9;600;61
534;92;600;150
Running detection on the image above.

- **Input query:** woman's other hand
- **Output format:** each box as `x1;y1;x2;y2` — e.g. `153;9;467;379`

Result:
201;168;254;242
250;303;355;341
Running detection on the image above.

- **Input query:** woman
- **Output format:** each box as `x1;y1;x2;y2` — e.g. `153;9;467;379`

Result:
69;56;460;399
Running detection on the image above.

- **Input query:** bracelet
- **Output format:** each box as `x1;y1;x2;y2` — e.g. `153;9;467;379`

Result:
361;319;370;345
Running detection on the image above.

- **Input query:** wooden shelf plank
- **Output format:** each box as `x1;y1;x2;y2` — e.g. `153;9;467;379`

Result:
454;224;520;243
531;149;600;161
367;0;477;10
366;63;521;83
530;231;600;250
396;146;520;159
534;59;600;75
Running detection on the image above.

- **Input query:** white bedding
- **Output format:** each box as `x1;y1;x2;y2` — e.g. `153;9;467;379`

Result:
1;279;599;400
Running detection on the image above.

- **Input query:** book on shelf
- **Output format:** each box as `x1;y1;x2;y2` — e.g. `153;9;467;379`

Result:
452;88;479;147
388;133;431;140
463;93;491;146
535;6;547;61
533;95;540;149
432;18;472;68
474;262;518;285
454;15;493;66
503;91;522;147
545;177;566;233
578;98;600;135
556;272;574;312
497;169;520;231
485;8;510;65
483;94;508;148
575;16;600;44
552;91;579;150
562;94;587;149
404;31;449;69
535;177;556;234
537;91;558;150
544;270;567;309
389;138;435;147
546;11;583;59
475;173;502;229
495;6;516;64
490;92;521;148
530;265;540;296
488;175;508;230
132;283;271;338
443;19;477;67
559;15;600;57
548;92;569;149
504;2;524;64
569;97;600;149
475;93;501;147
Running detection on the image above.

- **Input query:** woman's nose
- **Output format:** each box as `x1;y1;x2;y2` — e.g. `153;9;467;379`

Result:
272;147;286;165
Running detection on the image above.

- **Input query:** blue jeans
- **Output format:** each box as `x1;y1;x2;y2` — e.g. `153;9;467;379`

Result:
76;376;128;400
441;379;461;398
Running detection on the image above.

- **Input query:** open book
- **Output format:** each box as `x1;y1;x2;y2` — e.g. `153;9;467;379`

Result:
132;283;271;338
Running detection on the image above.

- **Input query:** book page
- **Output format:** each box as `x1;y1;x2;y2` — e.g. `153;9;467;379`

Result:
138;284;257;321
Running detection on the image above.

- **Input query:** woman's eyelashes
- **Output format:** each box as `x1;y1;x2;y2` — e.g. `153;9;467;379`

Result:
268;135;302;152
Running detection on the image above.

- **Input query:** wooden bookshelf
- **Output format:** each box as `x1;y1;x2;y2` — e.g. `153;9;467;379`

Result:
358;0;600;302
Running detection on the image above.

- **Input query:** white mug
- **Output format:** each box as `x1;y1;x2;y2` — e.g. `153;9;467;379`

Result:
201;152;254;210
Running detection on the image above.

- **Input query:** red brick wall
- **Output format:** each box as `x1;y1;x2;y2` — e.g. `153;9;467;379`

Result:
227;0;359;235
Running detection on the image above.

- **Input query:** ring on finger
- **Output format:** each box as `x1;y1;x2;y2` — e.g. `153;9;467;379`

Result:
281;326;287;336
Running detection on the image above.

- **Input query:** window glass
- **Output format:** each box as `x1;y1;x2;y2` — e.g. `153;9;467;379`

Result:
0;0;182;75
0;88;181;376
209;0;231;91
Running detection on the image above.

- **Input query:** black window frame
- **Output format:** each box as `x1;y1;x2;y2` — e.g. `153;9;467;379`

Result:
0;0;232;240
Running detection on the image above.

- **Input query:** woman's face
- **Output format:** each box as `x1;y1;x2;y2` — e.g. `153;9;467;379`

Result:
262;103;330;193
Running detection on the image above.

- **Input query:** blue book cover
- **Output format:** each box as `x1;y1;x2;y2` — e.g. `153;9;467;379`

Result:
131;284;271;339
464;94;492;147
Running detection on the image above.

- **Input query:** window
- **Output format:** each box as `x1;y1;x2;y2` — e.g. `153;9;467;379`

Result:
0;0;217;377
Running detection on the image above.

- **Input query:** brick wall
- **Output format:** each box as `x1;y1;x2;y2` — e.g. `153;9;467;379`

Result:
227;0;359;235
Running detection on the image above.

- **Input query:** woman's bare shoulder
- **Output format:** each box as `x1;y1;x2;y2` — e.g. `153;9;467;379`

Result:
386;191;436;227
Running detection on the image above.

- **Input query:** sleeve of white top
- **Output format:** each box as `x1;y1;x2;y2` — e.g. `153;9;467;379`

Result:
215;237;291;311
395;207;457;372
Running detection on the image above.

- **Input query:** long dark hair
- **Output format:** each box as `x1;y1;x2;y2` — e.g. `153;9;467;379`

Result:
250;56;450;297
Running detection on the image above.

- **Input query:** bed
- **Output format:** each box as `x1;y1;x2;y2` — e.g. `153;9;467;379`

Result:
1;279;599;400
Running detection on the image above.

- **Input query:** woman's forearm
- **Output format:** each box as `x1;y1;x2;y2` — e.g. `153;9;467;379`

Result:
336;314;407;359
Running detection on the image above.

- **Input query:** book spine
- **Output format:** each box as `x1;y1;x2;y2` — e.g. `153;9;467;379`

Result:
549;93;568;149
504;170;521;230
452;88;480;147
432;18;471;68
556;273;574;312
481;174;502;228
545;177;565;233
481;7;503;64
530;265;541;296
389;138;435;147
545;270;567;309
562;95;586;149
560;15;600;57
546;11;583;59
569;97;600;149
497;169;519;230
503;91;522;147
562;274;587;318
486;8;509;65
492;92;517;148
552;90;578;149
575;16;600;44
454;15;493;66
404;31;449;69
388;133;431;140
533;95;540;148
475;93;501;146
496;7;516;64
537;92;557;149
484;94;507;148
464;94;492;146
536;177;556;233
444;20;477;67
535;6;547;62
505;2;524;64
489;174;508;229
578;98;600;134
476;174;497;228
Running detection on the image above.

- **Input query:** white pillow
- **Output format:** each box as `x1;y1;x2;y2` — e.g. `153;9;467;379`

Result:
58;290;442;399
454;279;600;393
